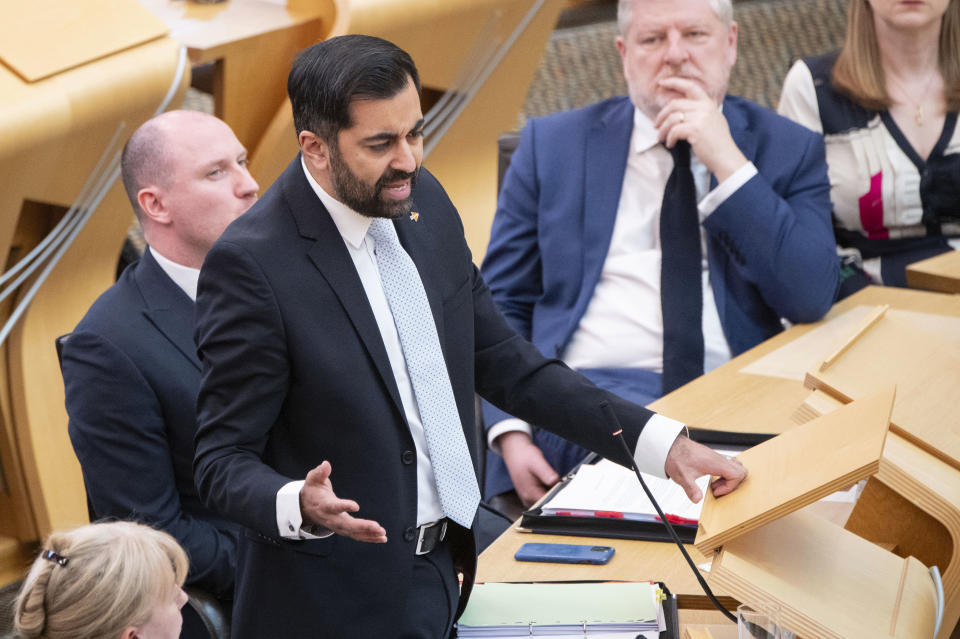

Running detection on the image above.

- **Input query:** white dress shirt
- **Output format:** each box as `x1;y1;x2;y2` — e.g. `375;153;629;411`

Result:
150;247;200;301
277;159;446;539
489;107;757;477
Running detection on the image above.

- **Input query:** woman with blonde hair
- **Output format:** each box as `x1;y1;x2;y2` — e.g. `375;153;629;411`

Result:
14;521;189;639
779;0;960;297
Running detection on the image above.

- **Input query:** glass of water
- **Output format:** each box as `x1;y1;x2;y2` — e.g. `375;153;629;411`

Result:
737;603;795;639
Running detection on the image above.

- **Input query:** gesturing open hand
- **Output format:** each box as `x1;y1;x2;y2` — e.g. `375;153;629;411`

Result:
299;461;388;543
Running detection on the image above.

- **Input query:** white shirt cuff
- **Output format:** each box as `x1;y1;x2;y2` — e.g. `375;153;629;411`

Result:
487;418;533;454
698;161;758;217
277;480;332;539
633;414;686;478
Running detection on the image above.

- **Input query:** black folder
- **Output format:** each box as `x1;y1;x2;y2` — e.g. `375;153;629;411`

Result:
517;454;698;543
517;426;773;544
661;583;679;639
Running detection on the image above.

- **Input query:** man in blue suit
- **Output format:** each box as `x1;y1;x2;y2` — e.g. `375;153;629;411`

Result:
482;0;840;512
61;111;258;625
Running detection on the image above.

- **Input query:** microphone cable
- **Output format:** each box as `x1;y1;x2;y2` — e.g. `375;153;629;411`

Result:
602;402;737;624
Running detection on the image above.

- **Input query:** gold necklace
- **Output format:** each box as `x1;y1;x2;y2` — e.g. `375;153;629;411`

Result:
887;67;940;126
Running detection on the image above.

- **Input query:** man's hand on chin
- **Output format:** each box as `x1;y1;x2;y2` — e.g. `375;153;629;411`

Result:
652;76;748;182
663;435;747;503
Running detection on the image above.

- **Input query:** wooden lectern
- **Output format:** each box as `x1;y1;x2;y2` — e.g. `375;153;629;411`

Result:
696;388;941;638
696;302;960;638
802;306;960;639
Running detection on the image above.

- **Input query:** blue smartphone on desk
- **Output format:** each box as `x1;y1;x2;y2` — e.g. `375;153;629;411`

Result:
514;542;615;565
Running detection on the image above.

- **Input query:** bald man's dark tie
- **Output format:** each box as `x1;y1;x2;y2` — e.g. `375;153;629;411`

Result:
659;141;704;394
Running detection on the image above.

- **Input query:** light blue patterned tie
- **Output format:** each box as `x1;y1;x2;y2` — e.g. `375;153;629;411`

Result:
367;218;480;527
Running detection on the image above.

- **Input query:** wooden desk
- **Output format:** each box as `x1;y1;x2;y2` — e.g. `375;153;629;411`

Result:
477;286;960;613
680;609;739;639
649;285;960;431
907;250;960;295
477;528;730;610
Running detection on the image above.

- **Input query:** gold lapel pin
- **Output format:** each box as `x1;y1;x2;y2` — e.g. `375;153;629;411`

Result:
410;211;419;222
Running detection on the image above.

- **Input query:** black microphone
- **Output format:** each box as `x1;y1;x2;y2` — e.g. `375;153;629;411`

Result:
601;401;737;624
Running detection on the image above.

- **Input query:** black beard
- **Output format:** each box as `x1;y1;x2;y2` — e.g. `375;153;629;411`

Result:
329;144;418;219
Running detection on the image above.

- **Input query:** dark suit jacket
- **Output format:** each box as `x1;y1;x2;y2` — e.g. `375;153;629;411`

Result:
62;249;238;598
193;158;657;638
481;95;839;496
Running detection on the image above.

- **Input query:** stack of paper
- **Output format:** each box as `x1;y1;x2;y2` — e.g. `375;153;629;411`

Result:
541;458;713;524
457;582;665;638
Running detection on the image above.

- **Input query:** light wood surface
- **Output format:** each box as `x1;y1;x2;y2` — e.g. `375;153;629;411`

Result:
662;286;960;637
138;0;338;154
679;609;737;639
694;387;894;554
818;304;888;371
710;509;938;639
476;527;737;610
907;250;960;294
787;418;960;638
0;0;190;577
805;307;960;471
0;0;168;82
480;286;960;631
0;536;33;589
648;286;960;432
870;432;960;638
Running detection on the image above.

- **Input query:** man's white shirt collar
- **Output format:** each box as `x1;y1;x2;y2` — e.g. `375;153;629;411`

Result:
149;247;200;302
300;156;370;248
632;108;661;155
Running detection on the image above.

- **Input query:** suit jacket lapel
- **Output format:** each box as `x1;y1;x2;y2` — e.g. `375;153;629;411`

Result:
282;159;405;416
136;249;201;371
573;99;635;344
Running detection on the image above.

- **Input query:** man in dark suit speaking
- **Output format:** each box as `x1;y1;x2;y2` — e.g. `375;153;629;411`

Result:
61;111;258;622
193;35;746;638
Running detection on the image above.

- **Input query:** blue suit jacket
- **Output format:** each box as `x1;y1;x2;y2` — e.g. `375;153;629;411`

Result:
481;95;839;496
62;249;238;598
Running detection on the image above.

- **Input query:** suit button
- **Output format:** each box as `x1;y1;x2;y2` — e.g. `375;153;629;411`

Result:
401;450;415;465
403;527;416;542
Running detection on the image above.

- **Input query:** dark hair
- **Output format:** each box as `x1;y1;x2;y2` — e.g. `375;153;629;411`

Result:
288;35;421;140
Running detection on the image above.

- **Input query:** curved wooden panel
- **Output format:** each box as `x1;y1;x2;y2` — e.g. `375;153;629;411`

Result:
0;31;190;547
139;0;340;152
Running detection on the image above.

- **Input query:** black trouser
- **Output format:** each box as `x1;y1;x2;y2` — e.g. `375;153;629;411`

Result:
398;540;459;639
